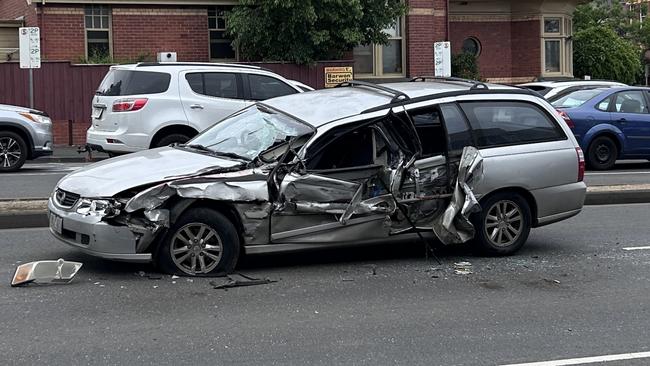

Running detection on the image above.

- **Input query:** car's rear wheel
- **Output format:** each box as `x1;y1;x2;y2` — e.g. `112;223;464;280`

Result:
472;192;531;256
587;136;618;170
156;207;240;276
0;132;28;172
154;133;192;148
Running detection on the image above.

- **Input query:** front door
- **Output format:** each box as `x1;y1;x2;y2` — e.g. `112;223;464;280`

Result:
270;117;415;243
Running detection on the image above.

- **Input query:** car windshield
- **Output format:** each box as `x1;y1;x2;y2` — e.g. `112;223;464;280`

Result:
187;105;313;161
550;89;604;108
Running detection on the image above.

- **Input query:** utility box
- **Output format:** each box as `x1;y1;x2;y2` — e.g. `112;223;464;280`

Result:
157;52;177;62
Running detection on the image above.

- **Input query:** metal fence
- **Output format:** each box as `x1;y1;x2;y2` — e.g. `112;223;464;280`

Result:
0;60;353;145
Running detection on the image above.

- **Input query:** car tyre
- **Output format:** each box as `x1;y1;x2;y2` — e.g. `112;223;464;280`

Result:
471;192;531;256
154;133;192;148
156;207;240;276
0;131;28;172
587;136;618;170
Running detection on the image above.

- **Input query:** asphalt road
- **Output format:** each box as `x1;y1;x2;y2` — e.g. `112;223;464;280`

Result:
1;160;650;200
0;163;87;199
1;203;650;365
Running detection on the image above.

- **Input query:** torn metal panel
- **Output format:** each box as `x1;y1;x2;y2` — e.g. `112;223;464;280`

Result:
272;215;391;243
432;146;484;245
233;203;272;245
281;173;360;202
124;183;176;213
174;181;268;201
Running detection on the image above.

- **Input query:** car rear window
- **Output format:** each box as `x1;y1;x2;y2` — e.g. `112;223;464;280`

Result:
249;74;297;100
97;70;171;96
550;89;603;108
185;72;239;99
459;101;565;148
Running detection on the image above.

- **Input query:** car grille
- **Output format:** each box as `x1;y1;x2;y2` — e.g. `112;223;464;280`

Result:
54;189;80;208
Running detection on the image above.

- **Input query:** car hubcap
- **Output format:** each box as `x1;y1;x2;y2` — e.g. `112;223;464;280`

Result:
484;200;522;247
171;223;222;275
595;143;611;163
0;137;21;168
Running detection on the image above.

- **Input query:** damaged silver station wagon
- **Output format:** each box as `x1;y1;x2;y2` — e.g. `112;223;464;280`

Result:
49;79;587;276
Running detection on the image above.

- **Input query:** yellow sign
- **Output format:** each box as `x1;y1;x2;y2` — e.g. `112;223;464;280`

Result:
324;66;353;88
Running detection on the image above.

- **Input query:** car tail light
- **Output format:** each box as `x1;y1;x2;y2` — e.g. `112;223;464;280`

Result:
557;109;574;129
576;147;585;182
112;98;148;112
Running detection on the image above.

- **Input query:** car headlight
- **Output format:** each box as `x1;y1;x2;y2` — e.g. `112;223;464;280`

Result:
19;112;52;125
76;199;120;218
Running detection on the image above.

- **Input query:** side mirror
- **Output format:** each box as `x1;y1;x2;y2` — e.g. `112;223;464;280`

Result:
11;259;82;287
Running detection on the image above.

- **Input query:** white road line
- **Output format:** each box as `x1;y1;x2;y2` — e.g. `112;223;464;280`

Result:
586;171;650;176
622;246;650;251
501;351;650;366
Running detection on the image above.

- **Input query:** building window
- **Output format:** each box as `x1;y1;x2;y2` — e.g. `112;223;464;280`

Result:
462;37;481;57
208;6;236;60
353;17;405;77
84;5;111;60
542;16;572;76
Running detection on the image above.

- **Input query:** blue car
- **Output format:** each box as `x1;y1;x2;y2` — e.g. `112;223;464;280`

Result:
551;87;650;170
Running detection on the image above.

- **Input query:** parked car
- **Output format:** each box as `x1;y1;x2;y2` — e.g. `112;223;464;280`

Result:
86;62;307;156
50;79;586;276
551;86;650;170
519;80;626;100
0;104;53;172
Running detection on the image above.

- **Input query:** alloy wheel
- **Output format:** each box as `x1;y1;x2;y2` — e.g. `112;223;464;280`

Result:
170;223;223;275
484;200;523;247
0;137;22;169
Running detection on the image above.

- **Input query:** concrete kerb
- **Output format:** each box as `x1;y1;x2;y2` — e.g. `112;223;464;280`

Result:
2;184;650;230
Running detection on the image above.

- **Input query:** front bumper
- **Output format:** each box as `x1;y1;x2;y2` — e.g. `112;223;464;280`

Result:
30;127;53;159
48;198;152;263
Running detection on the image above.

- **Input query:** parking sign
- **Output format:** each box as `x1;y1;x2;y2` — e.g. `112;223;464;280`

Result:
434;42;451;77
19;27;41;69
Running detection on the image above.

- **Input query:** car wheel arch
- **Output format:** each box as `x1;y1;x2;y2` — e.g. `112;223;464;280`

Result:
587;131;623;158
164;198;247;251
149;124;199;148
477;187;538;227
0;122;34;159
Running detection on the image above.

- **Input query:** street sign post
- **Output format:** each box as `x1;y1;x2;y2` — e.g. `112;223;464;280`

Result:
434;41;451;78
19;27;41;108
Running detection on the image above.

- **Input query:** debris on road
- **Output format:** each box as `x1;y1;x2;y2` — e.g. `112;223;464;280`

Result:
454;261;473;275
11;258;82;287
543;278;561;285
210;273;277;290
134;271;162;280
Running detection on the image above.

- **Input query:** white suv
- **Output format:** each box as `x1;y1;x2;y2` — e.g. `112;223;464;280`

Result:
86;62;305;155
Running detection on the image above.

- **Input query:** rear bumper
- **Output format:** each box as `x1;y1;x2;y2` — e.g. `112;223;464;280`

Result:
86;127;148;154
532;181;587;227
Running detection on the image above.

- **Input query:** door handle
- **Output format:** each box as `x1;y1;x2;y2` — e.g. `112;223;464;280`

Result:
190;104;204;110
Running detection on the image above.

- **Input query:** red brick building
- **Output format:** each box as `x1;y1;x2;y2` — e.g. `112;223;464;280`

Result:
1;0;580;83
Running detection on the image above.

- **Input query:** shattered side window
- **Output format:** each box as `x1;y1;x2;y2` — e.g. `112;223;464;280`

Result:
408;108;447;158
307;127;375;170
189;105;313;160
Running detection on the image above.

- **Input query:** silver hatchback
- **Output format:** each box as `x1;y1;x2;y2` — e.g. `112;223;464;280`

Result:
49;79;586;276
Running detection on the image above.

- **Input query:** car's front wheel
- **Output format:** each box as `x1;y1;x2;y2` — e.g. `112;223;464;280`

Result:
0;131;28;172
472;192;531;256
156;207;240;276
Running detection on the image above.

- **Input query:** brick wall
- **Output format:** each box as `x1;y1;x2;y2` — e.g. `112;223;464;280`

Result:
112;7;209;62
450;18;541;82
0;0;37;26
406;0;448;77
38;6;86;61
511;20;540;79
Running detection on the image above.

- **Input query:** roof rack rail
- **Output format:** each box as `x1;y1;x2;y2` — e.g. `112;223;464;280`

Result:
336;80;410;103
135;62;269;71
411;76;489;90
